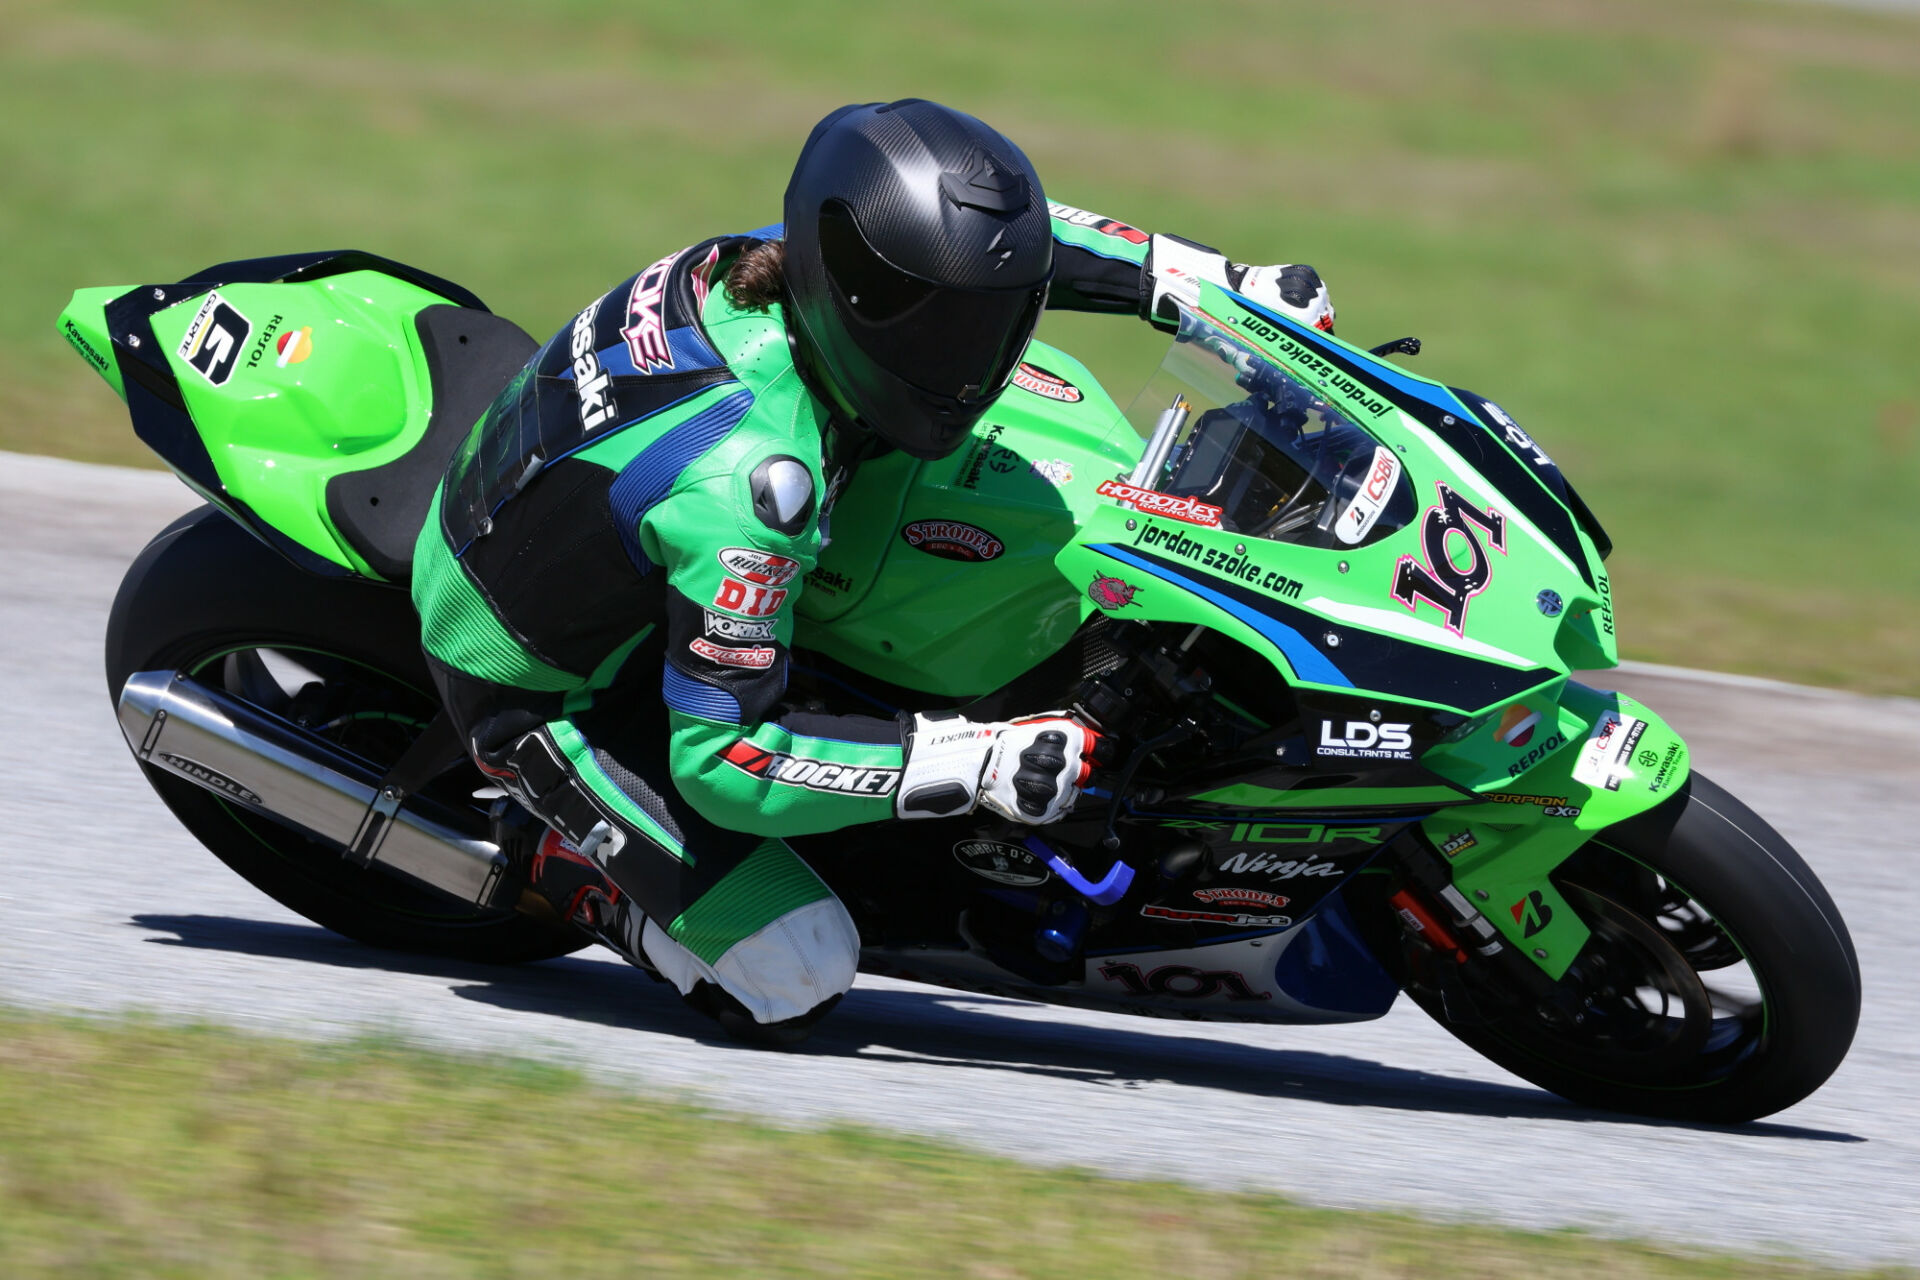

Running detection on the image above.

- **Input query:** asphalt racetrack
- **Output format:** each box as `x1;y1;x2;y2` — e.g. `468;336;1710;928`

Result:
3;452;1915;1267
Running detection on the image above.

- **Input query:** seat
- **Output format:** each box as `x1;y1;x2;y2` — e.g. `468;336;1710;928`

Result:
325;304;538;581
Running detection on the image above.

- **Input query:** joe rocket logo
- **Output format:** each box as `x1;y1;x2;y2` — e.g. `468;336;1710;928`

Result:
719;739;900;797
715;547;800;587
156;752;262;806
900;519;1004;563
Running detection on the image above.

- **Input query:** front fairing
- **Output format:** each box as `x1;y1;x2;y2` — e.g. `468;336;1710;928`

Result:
1066;283;1615;720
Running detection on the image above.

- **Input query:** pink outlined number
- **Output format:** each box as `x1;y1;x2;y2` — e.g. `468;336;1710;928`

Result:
1390;483;1508;635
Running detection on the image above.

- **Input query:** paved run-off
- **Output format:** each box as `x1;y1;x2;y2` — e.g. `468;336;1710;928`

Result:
2;453;1915;1267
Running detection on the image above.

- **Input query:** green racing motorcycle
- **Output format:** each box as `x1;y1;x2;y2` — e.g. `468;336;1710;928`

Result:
62;250;1860;1122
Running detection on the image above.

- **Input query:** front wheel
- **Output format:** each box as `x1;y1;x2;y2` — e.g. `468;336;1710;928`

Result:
1393;773;1860;1122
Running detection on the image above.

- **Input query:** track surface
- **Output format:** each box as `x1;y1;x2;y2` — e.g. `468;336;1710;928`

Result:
3;452;1916;1267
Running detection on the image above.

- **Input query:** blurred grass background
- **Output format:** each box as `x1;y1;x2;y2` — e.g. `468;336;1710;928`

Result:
4;0;1917;693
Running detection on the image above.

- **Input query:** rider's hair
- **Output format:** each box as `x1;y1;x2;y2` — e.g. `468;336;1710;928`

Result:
725;240;786;313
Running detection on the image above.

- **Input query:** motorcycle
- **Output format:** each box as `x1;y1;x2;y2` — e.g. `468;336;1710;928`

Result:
61;249;1860;1122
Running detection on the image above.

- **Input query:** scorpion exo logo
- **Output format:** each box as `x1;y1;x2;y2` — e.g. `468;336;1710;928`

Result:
1390;483;1508;634
1087;575;1139;610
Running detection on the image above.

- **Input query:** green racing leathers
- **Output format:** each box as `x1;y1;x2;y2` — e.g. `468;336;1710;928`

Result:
410;208;1325;1025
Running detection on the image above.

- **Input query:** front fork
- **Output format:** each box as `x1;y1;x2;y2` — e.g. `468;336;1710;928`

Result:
1391;682;1694;995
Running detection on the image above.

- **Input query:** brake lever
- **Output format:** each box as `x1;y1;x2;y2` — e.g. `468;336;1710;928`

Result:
1368;336;1422;358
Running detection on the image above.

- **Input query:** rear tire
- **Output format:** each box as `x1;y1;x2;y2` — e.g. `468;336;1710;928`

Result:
105;507;583;964
1392;773;1859;1122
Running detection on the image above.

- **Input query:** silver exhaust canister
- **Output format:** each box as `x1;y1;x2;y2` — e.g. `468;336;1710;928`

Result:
115;669;510;907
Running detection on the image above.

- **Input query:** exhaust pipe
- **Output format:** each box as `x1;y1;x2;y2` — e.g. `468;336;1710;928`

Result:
116;669;510;907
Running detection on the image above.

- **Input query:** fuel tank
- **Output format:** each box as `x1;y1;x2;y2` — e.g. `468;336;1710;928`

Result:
795;344;1140;697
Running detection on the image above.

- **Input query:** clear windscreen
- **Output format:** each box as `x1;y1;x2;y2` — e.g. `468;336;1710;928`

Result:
1109;303;1415;549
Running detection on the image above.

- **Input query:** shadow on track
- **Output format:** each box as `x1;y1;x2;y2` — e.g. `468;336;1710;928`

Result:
130;912;1863;1143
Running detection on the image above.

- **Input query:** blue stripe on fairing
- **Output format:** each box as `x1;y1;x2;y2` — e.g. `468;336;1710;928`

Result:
663;665;743;724
606;387;755;571
1091;542;1354;688
1229;291;1479;423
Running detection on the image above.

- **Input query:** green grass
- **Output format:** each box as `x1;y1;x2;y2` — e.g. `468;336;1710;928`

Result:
5;0;1918;693
1;1008;1909;1280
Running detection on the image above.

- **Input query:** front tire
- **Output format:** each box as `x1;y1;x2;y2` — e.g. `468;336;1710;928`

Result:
1394;773;1859;1122
105;507;583;964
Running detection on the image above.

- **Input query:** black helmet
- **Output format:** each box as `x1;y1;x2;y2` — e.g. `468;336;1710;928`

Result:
783;100;1054;460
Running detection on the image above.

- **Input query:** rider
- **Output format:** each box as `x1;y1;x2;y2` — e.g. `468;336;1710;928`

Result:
410;98;1336;1043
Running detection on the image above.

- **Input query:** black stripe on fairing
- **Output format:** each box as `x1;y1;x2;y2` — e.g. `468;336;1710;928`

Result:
1120;544;1558;713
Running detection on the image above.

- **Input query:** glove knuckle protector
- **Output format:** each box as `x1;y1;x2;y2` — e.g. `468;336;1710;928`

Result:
898;712;1095;825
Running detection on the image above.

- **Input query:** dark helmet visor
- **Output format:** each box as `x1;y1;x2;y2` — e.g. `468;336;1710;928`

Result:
818;204;1048;404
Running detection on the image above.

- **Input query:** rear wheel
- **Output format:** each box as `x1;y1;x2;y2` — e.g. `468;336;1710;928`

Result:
105;507;582;963
1386;773;1859;1122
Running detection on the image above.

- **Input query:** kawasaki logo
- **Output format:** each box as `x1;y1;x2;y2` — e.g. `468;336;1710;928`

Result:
157;753;262;806
569;298;615;434
719;740;899;796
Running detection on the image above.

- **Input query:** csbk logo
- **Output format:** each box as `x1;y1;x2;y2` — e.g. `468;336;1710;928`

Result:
715;547;799;587
1336;446;1401;546
720;739;899;796
1391;483;1508;634
901;519;1004;563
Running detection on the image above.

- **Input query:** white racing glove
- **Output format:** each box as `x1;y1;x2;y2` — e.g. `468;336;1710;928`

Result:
897;711;1101;825
1144;233;1335;334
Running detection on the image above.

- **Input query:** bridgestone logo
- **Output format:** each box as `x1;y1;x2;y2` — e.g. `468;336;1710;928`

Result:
157;752;262;806
1096;480;1223;528
720;739;899;797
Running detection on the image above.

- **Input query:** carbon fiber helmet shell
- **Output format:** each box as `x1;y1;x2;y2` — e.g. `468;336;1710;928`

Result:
783;99;1054;460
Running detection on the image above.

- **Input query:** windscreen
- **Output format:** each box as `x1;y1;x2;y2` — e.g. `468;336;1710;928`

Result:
1111;304;1414;549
